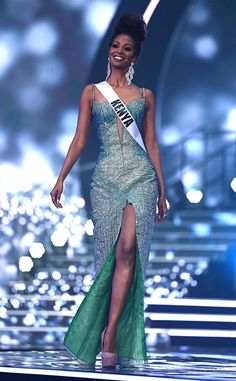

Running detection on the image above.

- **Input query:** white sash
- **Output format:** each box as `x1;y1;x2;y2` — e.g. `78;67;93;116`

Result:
95;81;147;152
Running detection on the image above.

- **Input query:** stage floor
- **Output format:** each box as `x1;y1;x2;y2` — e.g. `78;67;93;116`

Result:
0;348;236;381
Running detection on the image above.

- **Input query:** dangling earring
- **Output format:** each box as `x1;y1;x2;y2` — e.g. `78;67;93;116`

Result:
105;58;111;80
125;61;134;86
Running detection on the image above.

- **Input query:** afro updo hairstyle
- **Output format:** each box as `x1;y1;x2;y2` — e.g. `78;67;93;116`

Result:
109;13;147;57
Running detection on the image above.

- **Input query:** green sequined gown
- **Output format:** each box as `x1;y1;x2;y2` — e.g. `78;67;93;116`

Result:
64;88;158;366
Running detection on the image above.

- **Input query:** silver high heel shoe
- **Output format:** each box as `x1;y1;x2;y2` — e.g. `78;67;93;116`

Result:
101;328;117;368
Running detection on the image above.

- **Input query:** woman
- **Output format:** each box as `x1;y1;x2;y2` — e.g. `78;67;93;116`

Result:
50;14;167;368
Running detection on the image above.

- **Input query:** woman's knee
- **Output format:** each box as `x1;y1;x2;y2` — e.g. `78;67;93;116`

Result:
116;237;135;265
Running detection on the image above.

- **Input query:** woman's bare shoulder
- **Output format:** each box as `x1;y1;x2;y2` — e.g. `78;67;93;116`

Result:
82;83;94;94
143;87;154;97
79;83;95;104
144;88;155;107
133;84;154;99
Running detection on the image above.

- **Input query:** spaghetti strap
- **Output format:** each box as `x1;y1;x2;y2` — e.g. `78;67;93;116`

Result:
142;87;146;109
91;83;95;107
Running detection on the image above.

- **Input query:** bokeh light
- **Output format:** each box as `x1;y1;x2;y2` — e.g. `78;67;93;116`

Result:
186;188;203;203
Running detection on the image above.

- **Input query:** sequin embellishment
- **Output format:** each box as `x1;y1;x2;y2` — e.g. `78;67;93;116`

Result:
90;97;158;275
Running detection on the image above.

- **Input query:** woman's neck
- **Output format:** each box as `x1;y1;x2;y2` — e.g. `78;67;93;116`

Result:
106;68;127;88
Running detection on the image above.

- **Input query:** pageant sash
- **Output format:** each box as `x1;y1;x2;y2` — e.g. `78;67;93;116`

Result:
95;81;147;152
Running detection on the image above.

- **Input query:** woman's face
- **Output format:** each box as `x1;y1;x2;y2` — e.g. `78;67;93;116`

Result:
108;34;136;70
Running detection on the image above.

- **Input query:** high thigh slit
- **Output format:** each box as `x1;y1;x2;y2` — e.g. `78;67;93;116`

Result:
63;87;158;365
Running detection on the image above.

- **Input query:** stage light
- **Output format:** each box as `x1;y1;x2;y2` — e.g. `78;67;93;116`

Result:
193;35;218;60
146;332;157;346
73;197;85;208
182;171;200;189
60;108;78;132
24;20;59;56
52;271;61;281
84;1;118;36
83;274;93;287
178;259;186;267
146;286;155;295
44;333;55;343
37;272;48;280
68;265;77;274
186;188;203;203
0;307;7;319
57;133;73;156
29;242;45;259
146;278;154;286
69;234;83;249
10;298;20;309
17;83;48;113
223;107;236;132
185;139;204;159
194;261;208;275
0;40;12;76
1;217;10;227
148;313;236;323
165;251;174;261
51;229;68;247
0;31;19;78
36;56;65;87
230;177;236;192
0;335;11;345
192;223;211;237
84;219;94;236
23;313;36;326
57;109;78;154
143;0;161;25
172;265;179;273
150;287;169;299
170;281;178;288
146;328;236;338
19;256;34;272
38;318;47;326
205;195;221;209
13;282;26;291
187;2;210;26
0;130;7;152
22;233;35;250
153;275;161;283
60;284;70;292
0;164;28;193
180;272;191;281
162;124;181;146
5;265;17;275
176;100;204;130
48;289;56;296
199;260;208;270
214;212;236;225
1;157;52;192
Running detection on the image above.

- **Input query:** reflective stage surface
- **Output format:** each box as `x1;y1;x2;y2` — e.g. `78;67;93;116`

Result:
0;349;236;381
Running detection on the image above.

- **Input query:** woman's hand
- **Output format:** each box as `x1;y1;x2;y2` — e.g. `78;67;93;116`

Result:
156;195;168;224
50;180;64;209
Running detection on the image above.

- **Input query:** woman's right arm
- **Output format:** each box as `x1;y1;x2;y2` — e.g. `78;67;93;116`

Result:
50;84;93;208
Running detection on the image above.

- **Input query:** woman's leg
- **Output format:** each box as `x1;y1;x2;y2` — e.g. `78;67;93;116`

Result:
103;203;136;353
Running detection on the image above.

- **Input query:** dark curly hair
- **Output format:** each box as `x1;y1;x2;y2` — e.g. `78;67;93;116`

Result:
109;13;147;56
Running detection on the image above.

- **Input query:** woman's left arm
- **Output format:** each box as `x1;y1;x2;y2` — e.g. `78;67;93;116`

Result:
142;88;168;223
